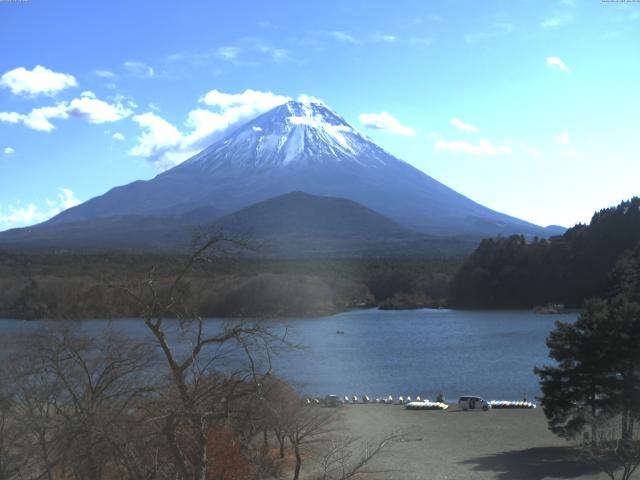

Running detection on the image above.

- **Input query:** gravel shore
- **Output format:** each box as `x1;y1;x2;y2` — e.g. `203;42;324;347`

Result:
324;404;609;480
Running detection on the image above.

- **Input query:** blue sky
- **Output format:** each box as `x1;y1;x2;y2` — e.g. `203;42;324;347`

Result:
1;0;639;231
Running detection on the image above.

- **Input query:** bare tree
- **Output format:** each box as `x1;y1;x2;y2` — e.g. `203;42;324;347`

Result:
286;404;336;480
317;433;402;480
259;375;298;459
116;234;289;480
0;375;25;480
6;327;159;480
580;413;640;480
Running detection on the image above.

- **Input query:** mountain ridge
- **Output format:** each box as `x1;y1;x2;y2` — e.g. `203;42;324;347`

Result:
2;98;564;252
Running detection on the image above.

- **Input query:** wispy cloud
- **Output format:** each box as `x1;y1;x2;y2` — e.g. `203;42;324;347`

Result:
371;33;397;42
0;65;77;97
517;142;541;158
358;112;416;136
449;118;479;133
216;46;242;61
3;147;14;155
554;132;571;145
93;69;118;79
434;138;512;156
464;22;513;43
329;31;359;44
257;20;278;29
256;45;291;63
541;14;572;28
554;132;577;155
123;61;155;77
165;41;291;69
546;56;571;72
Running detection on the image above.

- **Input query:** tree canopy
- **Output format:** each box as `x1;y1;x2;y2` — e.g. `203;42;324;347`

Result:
450;197;640;309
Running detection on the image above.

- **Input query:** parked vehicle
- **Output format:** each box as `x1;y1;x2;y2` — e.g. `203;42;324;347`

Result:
458;396;491;411
324;395;343;407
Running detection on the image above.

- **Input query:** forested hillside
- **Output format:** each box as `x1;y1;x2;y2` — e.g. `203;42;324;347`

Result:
449;197;640;308
0;253;460;319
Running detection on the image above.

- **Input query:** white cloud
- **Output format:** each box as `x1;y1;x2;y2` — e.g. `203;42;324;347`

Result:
546;56;571;72
554;132;571;145
112;132;125;141
256;45;291;63
67;96;133;123
0;188;80;229
131;89;292;169
0;65;77;97
371;33;397;42
434;138;512;156
123;61;154;77
129;112;184;169
449;117;479;133
53;188;81;211
464;22;513;43
554;133;576;155
0;94;132;132
329;31;359;44
216;46;242;60
518;142;541;158
0;203;39;228
201;89;291;115
93;69;117;79
4;147;14;155
358;112;416;136
22;105;70;132
0;112;21;124
541;15;572;28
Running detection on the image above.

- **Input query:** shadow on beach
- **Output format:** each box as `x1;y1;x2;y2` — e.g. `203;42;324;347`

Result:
460;446;601;480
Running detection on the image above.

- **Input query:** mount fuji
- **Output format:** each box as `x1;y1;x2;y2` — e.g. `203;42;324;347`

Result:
0;99;563;253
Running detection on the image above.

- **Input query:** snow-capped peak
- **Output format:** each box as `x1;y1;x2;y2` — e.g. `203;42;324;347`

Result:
181;98;401;172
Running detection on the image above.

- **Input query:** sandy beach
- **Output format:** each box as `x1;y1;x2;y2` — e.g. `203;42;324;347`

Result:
317;404;609;480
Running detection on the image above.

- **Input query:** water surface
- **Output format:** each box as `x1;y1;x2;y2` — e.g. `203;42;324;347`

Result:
0;308;576;401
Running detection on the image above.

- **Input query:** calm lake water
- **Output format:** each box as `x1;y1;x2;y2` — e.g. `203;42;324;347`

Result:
0;308;577;401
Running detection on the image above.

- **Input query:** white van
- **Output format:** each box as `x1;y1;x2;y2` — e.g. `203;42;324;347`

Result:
458;396;491;411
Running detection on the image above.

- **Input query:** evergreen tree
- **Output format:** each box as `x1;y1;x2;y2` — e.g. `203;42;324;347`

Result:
535;299;616;440
535;245;640;476
450;197;640;309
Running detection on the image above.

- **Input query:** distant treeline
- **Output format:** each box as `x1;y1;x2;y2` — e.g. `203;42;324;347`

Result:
449;197;640;309
0;253;461;319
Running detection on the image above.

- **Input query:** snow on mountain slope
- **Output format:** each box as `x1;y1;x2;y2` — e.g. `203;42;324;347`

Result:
40;98;556;238
178;99;394;172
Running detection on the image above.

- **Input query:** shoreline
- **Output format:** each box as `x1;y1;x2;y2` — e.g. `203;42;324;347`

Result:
0;304;583;322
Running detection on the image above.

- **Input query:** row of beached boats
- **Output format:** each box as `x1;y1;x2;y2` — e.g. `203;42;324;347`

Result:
304;395;537;410
488;400;536;409
405;400;449;410
305;395;431;406
342;395;431;405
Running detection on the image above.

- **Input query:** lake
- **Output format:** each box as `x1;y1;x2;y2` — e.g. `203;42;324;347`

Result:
0;308;576;401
